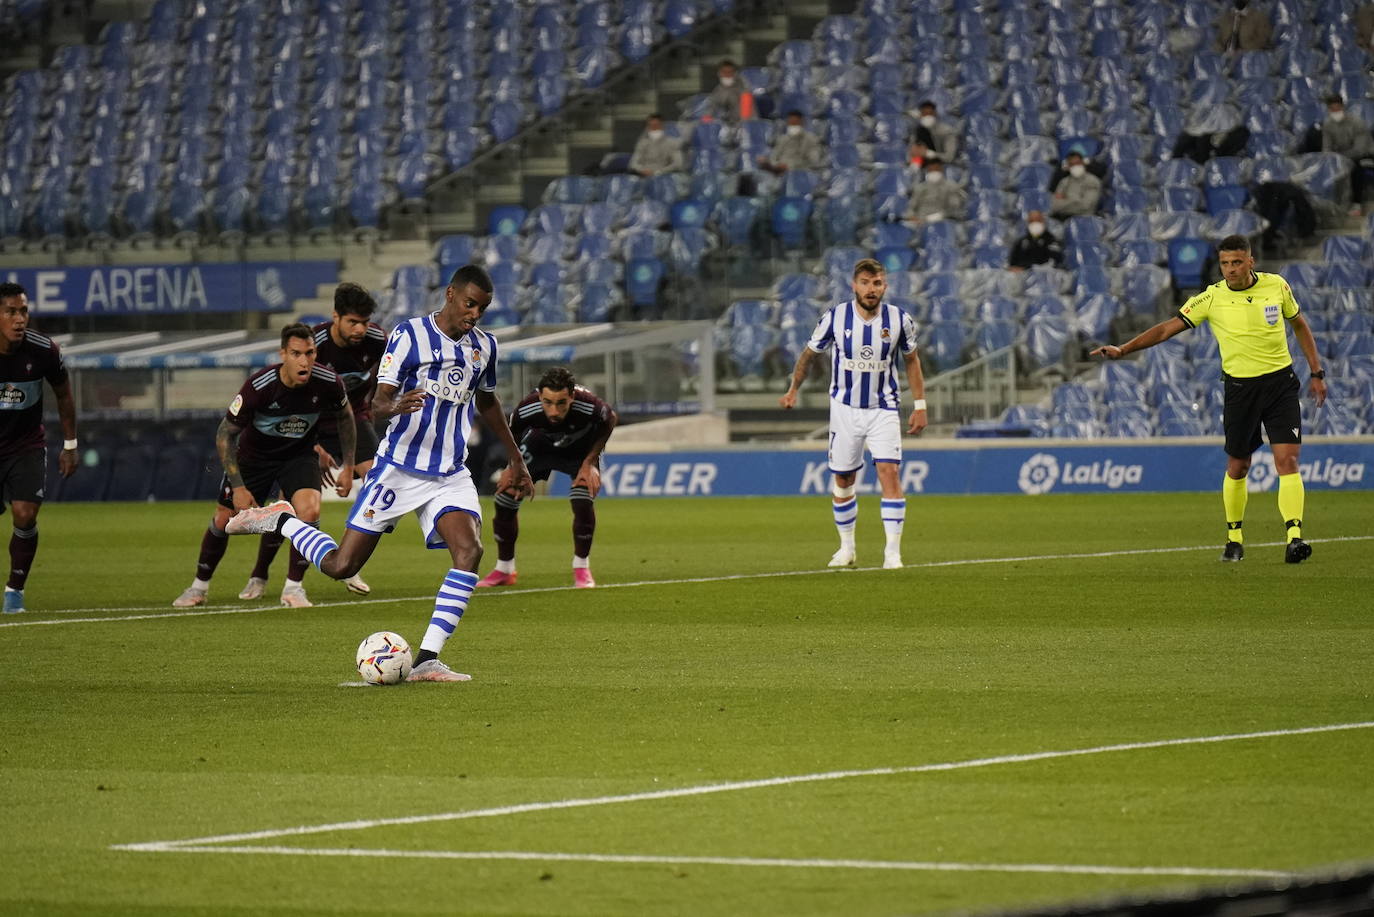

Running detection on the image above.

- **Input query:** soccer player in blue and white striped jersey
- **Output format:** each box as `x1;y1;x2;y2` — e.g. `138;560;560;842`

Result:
224;265;534;683
780;258;927;569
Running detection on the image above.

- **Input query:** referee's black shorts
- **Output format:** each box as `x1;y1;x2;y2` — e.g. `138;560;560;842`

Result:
1222;365;1302;459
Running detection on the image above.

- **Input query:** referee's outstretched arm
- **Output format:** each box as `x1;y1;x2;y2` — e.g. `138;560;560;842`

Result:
1089;316;1189;361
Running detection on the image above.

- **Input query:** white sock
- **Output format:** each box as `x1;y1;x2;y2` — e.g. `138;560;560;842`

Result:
572;555;590;569
881;498;905;553
191;578;210;591
284;578;303;590
494;559;515;574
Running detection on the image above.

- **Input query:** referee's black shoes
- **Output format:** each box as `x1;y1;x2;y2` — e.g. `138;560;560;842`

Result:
1284;539;1313;564
1221;541;1244;562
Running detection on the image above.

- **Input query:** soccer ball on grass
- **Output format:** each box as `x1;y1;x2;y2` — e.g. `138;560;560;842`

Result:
356;631;413;685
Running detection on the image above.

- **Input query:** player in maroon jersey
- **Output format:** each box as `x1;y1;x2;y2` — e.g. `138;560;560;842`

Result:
476;366;617;589
172;323;353;609
238;284;384;601
0;283;78;613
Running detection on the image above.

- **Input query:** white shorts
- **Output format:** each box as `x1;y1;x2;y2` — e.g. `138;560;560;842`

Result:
346;460;481;549
828;402;902;474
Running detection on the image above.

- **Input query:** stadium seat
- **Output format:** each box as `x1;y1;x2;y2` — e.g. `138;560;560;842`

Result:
1167;237;1211;288
625;257;664;312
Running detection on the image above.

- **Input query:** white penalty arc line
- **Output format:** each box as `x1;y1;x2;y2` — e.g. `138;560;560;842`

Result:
112;719;1374;853
10;534;1374;629
126;845;1294;879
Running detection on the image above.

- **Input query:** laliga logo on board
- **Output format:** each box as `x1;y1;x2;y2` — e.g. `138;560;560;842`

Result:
1017;453;1060;495
1246;453;1279;492
1247;452;1366;490
1016;452;1145;494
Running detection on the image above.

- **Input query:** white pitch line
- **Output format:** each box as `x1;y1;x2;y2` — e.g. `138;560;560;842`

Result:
125;845;1294;879
112;720;1374;853
9;534;1374;629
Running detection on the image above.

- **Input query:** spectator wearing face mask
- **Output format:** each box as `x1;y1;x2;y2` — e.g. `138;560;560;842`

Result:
1321;95;1374;214
708;59;752;123
910;100;958;164
1008;211;1064;271
629;114;684;177
1216;0;1272;52
758;110;824;174
1050;152;1102;217
904;158;967;225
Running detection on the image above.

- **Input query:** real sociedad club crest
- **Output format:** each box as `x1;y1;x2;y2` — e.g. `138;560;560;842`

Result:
1264;304;1280;326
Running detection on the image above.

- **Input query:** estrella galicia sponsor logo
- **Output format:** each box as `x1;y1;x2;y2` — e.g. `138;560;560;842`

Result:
0;384;29;406
1017;452;1145;494
274;416;311;438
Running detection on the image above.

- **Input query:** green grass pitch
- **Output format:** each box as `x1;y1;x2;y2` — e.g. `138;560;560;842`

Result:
2;491;1371;916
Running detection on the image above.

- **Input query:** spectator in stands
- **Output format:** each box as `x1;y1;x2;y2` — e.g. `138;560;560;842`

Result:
1008;211;1064;271
1321;95;1374;215
1170;103;1250;164
904;157;967;225
1254;180;1316;250
0;283;78;614
1215;0;1272;51
1050;152;1102;217
910;100;958;164
1359;2;1374;53
629;113;684;177
708;59;751;123
757;110;824;175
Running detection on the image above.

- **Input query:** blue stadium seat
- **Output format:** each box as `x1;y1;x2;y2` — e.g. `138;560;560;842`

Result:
1322;262;1369;290
488;205;527;236
771;197;812;250
435;235;478;279
1024;315;1072;368
1073;293;1122;342
1322;235;1370;263
1167;237;1211;288
876;246;915;273
625;257;664;312
1204;185;1249;214
925;320;969;373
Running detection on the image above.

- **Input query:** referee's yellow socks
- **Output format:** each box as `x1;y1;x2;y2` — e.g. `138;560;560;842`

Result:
1222;473;1248;543
1278;472;1305;542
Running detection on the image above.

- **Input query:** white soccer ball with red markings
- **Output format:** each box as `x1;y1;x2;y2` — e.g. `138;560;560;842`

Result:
356;631;413;685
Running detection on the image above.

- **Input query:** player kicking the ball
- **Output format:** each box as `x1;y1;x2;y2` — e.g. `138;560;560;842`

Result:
223;265;533;683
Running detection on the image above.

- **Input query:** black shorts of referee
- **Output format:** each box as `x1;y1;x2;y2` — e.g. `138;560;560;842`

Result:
1223;365;1301;459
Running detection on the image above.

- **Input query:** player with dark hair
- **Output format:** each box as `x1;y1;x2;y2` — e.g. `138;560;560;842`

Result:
223;265;534;683
172;323;354;608
476;366;618;589
0;283;78;613
238;283;384;601
1092;235;1326;563
780;259;927;570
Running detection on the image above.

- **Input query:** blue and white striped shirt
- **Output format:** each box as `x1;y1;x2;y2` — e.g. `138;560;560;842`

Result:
374;313;499;476
806;300;919;410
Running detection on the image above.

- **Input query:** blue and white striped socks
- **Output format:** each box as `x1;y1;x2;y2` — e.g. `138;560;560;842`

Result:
280;517;338;570
420;569;477;654
833;496;857;551
881;498;906;551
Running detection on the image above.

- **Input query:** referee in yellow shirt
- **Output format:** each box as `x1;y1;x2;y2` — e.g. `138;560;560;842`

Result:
1092;235;1328;563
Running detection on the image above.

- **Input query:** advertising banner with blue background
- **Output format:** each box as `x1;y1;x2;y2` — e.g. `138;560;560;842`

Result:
546;442;1373;497
3;261;338;314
